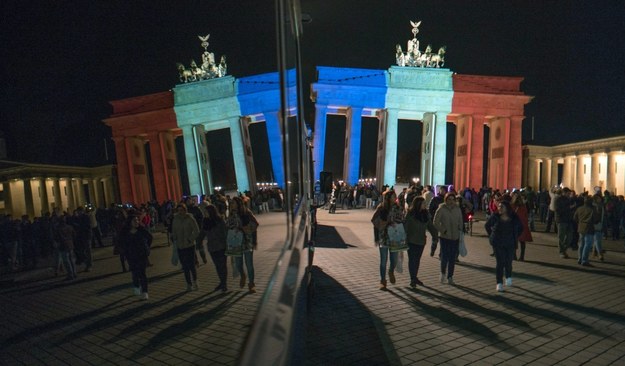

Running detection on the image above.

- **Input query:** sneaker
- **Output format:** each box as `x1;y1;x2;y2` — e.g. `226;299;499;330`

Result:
192;281;199;291
248;282;256;294
559;253;569;259
447;277;455;285
141;292;149;300
439;273;446;284
239;273;247;289
388;271;396;284
409;281;416;288
496;283;504;292
505;277;513;287
380;280;387;290
133;287;141;296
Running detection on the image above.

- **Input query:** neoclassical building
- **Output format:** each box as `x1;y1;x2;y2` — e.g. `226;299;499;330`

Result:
0;161;118;218
523;135;625;195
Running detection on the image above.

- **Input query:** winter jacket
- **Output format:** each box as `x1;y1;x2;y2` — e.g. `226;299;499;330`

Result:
484;213;523;249
172;213;199;249
433;203;464;241
404;211;438;246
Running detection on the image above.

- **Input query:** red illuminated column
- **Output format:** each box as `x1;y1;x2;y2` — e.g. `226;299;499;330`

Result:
147;131;168;203
112;136;132;204
507;116;523;189
468;114;485;190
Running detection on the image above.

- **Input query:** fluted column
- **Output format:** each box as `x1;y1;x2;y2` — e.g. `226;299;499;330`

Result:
541;158;551;190
590;153;600;190
563;155;573;189
345;107;363;185
312;105;327;182
527;159;537;190
3;181;13;216
606;151;617;194
53;179;62;211
384;108;399;186
147;131;168;203
576;155;586;193
39;178;50;215
112;136;132;204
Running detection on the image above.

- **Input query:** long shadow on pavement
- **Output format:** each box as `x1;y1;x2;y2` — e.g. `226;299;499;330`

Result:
419;286;544;336
314;225;358;249
523;259;625;279
391;288;523;356
131;291;246;359
455;285;612;338
517;285;625;326
456;261;555;284
96;270;182;296
1;271;127;295
305;266;401;366
2;296;133;349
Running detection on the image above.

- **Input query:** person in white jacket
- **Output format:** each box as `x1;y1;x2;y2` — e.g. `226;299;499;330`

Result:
433;192;464;285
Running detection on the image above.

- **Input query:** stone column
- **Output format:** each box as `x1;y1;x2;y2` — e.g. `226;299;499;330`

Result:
40;178;50;215
467;115;485;189
606;151;617;194
147;131;168;203
23;179;35;218
112;136;132;204
550;157;559;188
182;126;201;196
508;116;523;189
576;155;586;193
591;152;600;190
265;111;286;187
66;179;76;211
541;158;552;190
3;181;12;216
527;159;537;190
229;116;250;192
345;107;363;185
53;179;62;211
384;109;399;186
432;112;448;186
563;155;573;188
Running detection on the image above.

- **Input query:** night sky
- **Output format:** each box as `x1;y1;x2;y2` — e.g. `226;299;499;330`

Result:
1;0;624;167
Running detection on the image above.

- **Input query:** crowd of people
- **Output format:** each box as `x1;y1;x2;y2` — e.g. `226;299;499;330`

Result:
0;190;263;300
371;183;625;293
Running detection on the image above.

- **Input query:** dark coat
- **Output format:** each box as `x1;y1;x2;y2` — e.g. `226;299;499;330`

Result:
485;213;523;249
121;228;152;269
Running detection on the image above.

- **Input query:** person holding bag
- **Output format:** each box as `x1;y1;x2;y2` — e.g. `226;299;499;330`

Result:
227;196;259;293
371;189;403;290
172;203;200;291
404;197;438;288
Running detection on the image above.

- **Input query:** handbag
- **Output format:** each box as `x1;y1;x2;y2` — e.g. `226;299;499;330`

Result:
387;224;408;252
459;231;468;257
225;229;244;256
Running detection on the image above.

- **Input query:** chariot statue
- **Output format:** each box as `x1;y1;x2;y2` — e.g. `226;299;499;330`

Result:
176;33;228;83
394;20;447;69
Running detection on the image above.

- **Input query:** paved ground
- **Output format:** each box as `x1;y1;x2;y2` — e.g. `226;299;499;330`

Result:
1;208;625;365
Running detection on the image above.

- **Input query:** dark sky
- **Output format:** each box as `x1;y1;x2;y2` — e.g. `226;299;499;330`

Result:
2;0;624;167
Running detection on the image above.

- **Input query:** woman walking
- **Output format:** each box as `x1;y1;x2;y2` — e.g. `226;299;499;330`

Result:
172;203;200;291
204;204;228;292
511;192;533;261
120;214;152;300
227;196;259;293
371;189;403;290
485;201;523;292
404;197;438;288
433;192;464;285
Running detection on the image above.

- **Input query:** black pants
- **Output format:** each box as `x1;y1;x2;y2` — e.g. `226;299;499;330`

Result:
131;265;148;293
494;245;514;284
210;249;228;288
91;227;103;247
440;238;459;278
407;243;425;282
178;247;197;285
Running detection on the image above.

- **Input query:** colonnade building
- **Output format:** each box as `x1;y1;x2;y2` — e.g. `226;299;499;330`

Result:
523;136;625;195
105;65;533;204
0;161;118;218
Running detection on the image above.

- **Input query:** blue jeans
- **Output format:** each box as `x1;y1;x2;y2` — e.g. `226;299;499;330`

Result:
379;246;398;281
593;231;603;255
60;250;76;278
557;222;573;254
235;250;255;283
578;234;593;264
440;238;459;278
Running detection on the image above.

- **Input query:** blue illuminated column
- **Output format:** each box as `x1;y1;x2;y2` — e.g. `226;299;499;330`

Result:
228;117;250;192
182;125;202;195
432;112;448;185
346;107;363;185
312;104;327;182
384;108;399;187
264;111;285;188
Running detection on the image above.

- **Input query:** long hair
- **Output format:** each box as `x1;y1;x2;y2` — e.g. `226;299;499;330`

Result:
381;189;396;211
204;204;223;230
231;196;246;217
407;196;429;222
